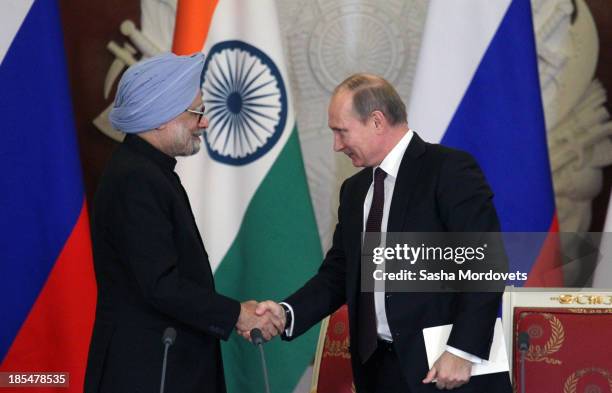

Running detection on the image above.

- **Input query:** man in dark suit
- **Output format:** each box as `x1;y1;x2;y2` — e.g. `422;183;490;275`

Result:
255;74;512;392
84;53;282;393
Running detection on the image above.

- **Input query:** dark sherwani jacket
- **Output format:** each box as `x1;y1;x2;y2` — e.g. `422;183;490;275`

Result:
85;134;240;393
283;133;512;393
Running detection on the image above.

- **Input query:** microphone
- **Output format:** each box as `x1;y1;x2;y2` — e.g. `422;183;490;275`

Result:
518;332;529;352
517;332;530;393
251;328;271;393
251;328;267;346
160;327;176;393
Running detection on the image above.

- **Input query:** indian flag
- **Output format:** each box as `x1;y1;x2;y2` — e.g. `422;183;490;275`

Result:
172;1;322;392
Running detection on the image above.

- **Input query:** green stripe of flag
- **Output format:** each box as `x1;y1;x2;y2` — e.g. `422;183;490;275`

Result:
215;125;322;393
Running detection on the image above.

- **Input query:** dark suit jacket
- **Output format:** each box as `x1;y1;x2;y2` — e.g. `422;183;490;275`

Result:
284;133;512;393
84;135;241;393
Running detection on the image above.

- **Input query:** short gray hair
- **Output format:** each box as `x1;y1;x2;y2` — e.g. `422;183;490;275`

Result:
334;73;407;126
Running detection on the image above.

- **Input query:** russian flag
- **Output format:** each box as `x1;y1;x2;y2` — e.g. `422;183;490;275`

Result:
408;0;562;286
0;0;96;391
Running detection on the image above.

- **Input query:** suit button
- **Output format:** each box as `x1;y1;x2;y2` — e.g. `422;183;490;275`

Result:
386;294;391;299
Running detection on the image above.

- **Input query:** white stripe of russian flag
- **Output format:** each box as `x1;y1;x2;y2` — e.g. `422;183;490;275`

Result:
0;0;34;66
408;0;512;142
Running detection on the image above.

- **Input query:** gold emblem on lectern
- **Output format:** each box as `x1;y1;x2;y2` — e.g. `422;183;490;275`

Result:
323;335;351;359
519;313;565;365
563;368;612;393
323;321;351;359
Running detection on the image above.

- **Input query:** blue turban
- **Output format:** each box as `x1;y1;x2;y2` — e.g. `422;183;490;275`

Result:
109;52;204;133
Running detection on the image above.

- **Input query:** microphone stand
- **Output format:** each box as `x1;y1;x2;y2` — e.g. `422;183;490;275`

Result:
160;327;176;393
518;332;529;393
251;328;271;393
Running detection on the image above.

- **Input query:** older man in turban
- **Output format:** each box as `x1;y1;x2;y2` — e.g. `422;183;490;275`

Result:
84;53;283;393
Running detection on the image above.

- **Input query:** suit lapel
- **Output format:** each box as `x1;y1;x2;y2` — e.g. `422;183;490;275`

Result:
387;132;427;232
345;169;372;304
346;169;372;249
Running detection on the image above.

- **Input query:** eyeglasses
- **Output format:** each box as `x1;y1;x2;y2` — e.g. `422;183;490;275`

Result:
185;106;205;121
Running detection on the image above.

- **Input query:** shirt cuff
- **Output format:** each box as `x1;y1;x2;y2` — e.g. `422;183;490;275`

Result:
446;345;483;364
279;302;294;337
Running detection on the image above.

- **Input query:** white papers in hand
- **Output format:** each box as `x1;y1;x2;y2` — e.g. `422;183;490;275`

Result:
422;318;509;376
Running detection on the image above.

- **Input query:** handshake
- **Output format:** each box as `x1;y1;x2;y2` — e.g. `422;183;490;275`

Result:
236;300;286;342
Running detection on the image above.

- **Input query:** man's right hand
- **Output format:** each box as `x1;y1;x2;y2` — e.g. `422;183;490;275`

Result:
255;300;286;324
236;300;285;341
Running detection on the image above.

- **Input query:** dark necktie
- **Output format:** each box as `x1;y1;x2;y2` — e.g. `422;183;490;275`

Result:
359;167;387;363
